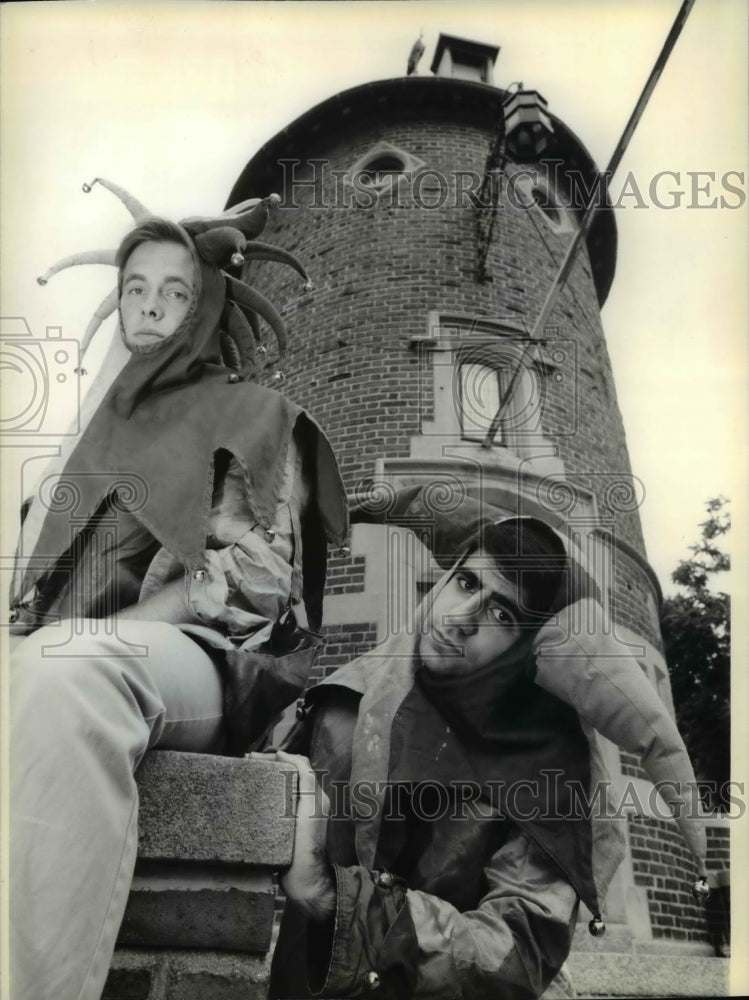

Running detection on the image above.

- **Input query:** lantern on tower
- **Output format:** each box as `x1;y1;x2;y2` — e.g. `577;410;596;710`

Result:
502;83;554;159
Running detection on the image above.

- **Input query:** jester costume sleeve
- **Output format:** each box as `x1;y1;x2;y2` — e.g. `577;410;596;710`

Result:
8;178;349;754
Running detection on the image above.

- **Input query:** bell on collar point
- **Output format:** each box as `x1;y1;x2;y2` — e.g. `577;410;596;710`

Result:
227;372;241;383
588;915;606;937
692;877;710;901
230;251;244;267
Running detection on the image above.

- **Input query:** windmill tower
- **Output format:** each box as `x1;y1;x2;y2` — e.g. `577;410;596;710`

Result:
228;34;726;963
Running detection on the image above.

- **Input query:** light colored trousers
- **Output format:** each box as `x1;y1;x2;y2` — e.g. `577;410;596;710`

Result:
9;619;225;1000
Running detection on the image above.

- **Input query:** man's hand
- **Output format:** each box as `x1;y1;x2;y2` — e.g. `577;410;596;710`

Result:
273;750;336;922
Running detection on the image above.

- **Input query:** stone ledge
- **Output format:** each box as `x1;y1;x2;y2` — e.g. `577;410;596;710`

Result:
566;953;730;997
136;752;296;867
104;949;272;1000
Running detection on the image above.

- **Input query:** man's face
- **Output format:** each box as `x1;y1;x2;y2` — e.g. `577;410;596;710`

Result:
418;547;524;676
120;241;195;350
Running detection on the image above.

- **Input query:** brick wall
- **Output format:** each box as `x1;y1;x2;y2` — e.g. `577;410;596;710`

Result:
310;622;379;684
325;552;366;596
629;818;728;942
605;537;663;650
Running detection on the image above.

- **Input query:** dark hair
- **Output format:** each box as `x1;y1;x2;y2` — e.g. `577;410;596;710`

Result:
481;517;567;619
116;217;195;271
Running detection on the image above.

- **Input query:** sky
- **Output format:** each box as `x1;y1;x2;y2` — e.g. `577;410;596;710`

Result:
0;0;746;598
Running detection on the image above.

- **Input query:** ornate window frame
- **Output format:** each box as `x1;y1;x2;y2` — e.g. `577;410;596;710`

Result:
410;313;567;464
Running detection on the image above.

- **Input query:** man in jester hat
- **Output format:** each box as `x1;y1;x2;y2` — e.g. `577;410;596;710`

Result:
8;179;348;1000
268;486;711;1000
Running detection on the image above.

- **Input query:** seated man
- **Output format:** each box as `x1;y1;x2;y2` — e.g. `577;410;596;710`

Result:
269;506;708;1000
8;181;347;1000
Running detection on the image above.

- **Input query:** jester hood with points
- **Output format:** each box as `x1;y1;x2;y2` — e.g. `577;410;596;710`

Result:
12;178;348;631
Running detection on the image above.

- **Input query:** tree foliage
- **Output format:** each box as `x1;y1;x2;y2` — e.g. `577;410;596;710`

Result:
660;497;730;810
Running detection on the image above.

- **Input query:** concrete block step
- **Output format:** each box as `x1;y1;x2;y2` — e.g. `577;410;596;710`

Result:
136;752;296;867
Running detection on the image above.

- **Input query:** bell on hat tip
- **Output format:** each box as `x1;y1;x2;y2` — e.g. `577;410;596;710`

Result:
303;280;313;292
82;182;93;193
588;916;606;937
692;877;710;901
230;251;245;267
227;372;241;383
338;545;351;558
273;369;285;383
36;276;48;286
268;193;281;206
257;345;267;357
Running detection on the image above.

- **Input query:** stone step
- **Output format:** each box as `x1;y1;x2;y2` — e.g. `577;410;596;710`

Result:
566;952;730;997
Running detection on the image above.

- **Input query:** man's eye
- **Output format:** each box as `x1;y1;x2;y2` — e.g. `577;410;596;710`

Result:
127;287;144;295
456;574;477;593
489;606;515;626
167;290;189;301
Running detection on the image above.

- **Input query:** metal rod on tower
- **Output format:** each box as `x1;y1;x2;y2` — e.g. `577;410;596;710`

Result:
481;0;696;448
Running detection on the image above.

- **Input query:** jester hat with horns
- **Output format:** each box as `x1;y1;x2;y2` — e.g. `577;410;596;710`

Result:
36;176;311;379
11;178;348;632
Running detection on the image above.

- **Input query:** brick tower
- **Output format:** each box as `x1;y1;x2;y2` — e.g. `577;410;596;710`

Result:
227;35;727;970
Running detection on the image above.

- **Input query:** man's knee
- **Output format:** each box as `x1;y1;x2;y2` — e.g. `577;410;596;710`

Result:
10;622;162;710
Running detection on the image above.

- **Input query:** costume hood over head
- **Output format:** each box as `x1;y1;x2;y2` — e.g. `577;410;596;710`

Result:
346;485;711;923
11;178;348;630
311;535;621;928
